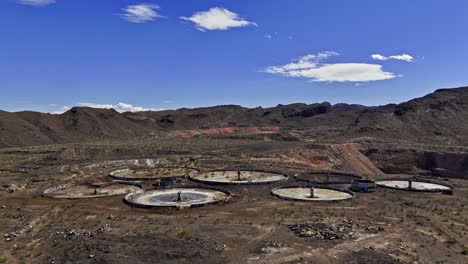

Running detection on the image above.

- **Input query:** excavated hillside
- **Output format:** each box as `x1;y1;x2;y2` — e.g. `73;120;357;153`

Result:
0;86;467;148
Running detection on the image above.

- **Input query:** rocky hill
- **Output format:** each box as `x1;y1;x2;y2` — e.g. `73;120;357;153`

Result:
0;86;467;148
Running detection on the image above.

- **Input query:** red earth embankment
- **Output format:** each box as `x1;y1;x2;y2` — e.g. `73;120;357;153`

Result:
173;126;281;137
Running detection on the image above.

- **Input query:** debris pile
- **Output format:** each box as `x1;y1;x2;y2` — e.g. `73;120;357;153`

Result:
260;242;287;254
289;220;384;241
3;232;18;242
289;223;351;240
55;224;112;240
365;225;384;234
56;229;80;240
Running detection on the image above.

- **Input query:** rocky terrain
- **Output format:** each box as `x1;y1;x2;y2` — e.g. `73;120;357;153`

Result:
0;147;466;263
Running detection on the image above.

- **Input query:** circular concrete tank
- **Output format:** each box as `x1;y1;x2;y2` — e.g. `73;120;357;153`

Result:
376;178;453;192
189;170;288;185
43;182;142;199
295;171;362;184
271;185;355;202
110;167;199;181
124;186;231;208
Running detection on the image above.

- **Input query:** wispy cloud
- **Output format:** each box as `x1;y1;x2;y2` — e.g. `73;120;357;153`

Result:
180;7;256;31
19;0;55;6
264;34;272;39
263;52;398;83
120;4;162;23
371;53;415;62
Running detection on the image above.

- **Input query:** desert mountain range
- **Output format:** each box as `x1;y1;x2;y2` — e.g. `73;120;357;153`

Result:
1;86;467;148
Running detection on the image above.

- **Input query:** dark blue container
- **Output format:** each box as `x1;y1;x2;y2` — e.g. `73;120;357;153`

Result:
351;180;376;192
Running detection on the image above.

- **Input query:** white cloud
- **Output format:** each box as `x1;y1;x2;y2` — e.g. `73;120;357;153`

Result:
78;102;161;112
120;4;162;23
302;63;396;82
263;52;397;83
370;54;387;61
50;103;162;114
51;106;70;114
371;53;414;62
389;54;414;62
180;7;256;31
299;51;338;61
19;0;55;6
264;34;272;39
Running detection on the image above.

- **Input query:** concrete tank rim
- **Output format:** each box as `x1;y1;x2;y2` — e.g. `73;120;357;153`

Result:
109;166;200;181
375;178;454;192
295;171;363;184
124;185;232;209
271;185;355;202
42;181;143;199
353;179;376;183
189;169;289;185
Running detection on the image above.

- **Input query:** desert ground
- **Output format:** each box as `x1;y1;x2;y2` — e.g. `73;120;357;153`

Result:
0;132;467;264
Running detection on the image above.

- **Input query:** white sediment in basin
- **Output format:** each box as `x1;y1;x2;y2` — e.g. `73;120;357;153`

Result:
377;180;451;190
110;167;198;179
126;188;229;207
272;187;353;201
44;183;141;199
192;170;287;184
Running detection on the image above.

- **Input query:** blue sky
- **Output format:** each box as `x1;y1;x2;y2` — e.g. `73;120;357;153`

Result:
1;0;467;113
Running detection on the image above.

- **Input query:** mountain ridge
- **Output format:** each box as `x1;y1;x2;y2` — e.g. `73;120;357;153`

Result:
1;86;467;148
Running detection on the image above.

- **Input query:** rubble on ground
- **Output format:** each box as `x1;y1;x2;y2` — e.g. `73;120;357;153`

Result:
288;219;383;241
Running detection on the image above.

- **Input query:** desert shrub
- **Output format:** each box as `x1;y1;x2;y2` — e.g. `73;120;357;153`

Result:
176;231;192;240
445;237;457;246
